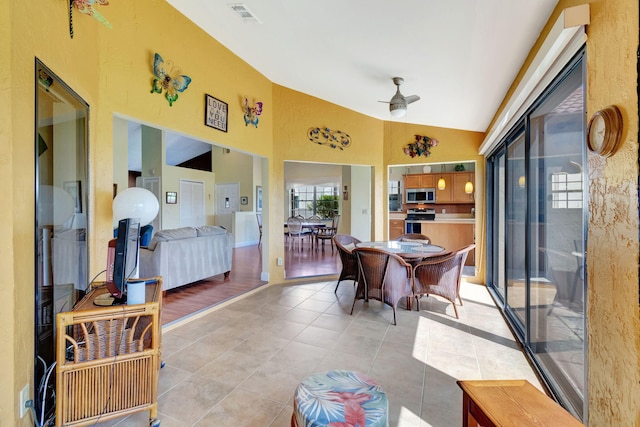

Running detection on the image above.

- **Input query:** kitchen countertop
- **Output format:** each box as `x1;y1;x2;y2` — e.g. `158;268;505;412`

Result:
389;212;475;224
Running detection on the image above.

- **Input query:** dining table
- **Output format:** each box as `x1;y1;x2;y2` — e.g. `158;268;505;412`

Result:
284;221;327;249
355;240;449;261
354;240;450;309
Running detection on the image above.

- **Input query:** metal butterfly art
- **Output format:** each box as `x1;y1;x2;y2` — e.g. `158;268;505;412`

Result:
150;53;192;107
69;0;112;38
242;97;263;127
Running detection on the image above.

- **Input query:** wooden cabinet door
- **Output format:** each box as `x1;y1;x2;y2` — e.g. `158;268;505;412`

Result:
452;173;475;202
435;173;453;203
404;174;435;188
389;219;405;240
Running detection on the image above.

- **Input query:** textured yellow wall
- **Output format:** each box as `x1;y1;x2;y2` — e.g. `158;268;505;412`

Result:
584;0;640;425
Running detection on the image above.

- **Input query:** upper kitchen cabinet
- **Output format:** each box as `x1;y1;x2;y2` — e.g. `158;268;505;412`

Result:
404;174;435;189
452;172;475;202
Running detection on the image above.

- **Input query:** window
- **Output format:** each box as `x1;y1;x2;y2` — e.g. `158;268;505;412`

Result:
290;186;339;218
551;172;583;209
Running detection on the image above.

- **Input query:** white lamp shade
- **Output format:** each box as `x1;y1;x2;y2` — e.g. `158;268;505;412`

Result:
437;177;446;190
38;185;75;226
464;181;474;194
389;104;406;118
113;187;159;228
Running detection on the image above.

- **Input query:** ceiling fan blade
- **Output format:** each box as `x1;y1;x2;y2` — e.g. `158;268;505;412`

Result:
377;100;391;103
404;95;420;104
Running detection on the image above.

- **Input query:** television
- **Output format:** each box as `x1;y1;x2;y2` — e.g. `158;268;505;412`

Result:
104;217;141;304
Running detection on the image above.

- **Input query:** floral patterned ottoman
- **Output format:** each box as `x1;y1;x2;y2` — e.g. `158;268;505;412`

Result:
291;370;388;427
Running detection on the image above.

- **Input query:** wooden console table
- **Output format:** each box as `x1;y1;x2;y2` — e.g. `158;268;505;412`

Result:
457;380;584;427
56;278;162;427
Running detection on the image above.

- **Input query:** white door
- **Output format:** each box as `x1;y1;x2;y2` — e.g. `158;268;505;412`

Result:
180;179;205;227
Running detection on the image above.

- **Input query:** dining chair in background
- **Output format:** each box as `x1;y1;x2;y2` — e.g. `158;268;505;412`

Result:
352;247;414;325
256;213;263;247
306;214;322;249
287;216;310;251
412;244;475;319
333;234;361;293
316;214;340;252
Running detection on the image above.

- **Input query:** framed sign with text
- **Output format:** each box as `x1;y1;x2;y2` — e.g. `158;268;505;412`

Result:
205;94;228;132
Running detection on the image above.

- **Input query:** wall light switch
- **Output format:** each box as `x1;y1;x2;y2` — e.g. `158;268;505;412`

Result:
277;257;283;266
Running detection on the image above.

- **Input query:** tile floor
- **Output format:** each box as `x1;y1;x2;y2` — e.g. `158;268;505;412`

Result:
97;279;541;427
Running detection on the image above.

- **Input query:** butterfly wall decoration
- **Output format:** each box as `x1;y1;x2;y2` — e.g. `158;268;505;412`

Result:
69;0;112;38
150;53;192;106
242;97;263;127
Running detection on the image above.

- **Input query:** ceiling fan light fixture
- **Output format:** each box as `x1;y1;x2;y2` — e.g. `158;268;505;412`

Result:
389;104;406;118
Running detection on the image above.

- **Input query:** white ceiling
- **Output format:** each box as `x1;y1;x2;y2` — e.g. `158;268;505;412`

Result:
166;0;558;132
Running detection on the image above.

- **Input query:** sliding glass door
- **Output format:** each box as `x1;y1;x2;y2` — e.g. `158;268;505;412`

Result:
486;51;586;420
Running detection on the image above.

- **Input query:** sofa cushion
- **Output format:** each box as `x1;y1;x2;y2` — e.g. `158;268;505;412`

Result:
196;225;227;237
147;227;197;250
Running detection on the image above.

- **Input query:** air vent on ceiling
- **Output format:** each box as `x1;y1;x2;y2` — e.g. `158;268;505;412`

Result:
228;3;261;23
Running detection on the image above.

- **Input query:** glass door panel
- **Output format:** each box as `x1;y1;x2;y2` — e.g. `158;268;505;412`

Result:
506;132;527;330
527;63;585;418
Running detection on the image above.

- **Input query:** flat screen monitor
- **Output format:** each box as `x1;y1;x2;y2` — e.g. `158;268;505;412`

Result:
104;217;141;304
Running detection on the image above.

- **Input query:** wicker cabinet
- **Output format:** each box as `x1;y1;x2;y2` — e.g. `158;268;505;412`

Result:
56;278;162;427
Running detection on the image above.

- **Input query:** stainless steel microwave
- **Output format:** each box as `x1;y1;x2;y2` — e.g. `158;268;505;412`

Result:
406;188;435;203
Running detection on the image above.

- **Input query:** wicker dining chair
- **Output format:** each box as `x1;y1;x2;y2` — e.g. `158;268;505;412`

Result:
333;234;361;293
394;233;431;243
316;214;340;252
412;244;475;318
352;247;414;325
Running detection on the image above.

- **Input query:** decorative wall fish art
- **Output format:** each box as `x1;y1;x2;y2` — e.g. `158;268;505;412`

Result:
150;53;192;106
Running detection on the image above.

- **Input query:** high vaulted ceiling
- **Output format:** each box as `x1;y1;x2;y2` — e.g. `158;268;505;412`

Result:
167;0;558;132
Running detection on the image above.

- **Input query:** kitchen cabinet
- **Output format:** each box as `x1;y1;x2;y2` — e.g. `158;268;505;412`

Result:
435;173;453;203
404;174;435;188
389;219;405;240
420;222;475;266
452;172;475;202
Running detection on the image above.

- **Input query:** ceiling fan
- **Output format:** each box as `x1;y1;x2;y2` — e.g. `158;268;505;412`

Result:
379;77;420;118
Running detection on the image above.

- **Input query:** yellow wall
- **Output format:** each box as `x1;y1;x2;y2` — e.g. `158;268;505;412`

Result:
2;0;639;425
490;0;640;425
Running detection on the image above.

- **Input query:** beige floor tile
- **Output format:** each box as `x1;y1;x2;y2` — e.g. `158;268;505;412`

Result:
151;280;544;426
198;349;265;387
239;360;307;403
157;374;234;425
193;389;284;427
293;324;344;347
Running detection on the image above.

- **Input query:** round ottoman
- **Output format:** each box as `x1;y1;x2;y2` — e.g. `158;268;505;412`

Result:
292;370;388;427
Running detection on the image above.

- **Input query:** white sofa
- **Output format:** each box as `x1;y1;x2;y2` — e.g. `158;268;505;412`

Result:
139;225;232;291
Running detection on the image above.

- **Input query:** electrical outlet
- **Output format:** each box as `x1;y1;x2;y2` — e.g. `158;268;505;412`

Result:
277;257;283;266
19;384;29;418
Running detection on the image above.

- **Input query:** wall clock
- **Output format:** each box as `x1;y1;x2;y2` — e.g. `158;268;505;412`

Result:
587;105;623;157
